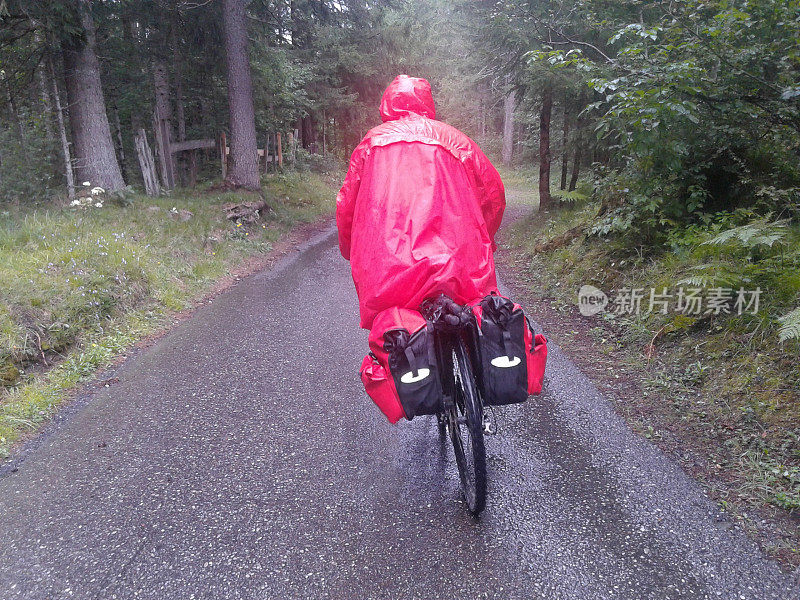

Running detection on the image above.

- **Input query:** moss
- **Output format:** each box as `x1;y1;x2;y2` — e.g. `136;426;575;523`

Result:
0;363;20;385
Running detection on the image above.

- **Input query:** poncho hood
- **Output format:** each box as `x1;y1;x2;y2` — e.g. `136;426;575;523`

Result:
379;74;436;122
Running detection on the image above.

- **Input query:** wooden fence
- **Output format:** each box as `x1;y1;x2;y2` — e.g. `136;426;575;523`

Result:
135;129;295;196
218;132;285;180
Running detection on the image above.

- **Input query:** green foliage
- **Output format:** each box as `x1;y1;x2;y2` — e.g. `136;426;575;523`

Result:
778;307;800;342
520;0;800;242
262;169;342;224
669;219;800;337
702;219;790;250
0;172;336;457
292;149;343;174
0;121;60;203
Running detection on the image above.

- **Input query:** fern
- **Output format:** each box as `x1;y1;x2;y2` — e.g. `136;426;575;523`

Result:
778;307;800;342
702;218;789;250
677;275;709;287
555;189;589;203
677;263;751;288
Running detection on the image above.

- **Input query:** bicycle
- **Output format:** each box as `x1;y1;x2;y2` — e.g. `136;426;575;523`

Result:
421;295;487;515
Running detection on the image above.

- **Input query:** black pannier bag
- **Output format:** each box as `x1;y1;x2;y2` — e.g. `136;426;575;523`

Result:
474;294;529;406
383;323;443;420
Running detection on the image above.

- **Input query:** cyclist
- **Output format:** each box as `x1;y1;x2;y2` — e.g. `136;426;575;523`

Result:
337;74;507;425
336;74;506;331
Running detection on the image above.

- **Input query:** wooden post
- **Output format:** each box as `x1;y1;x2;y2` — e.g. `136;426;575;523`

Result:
268;133;274;172
264;132;270;174
220;131;227;180
277;132;283;169
269;133;275;171
163;119;176;189
134;128;160;196
189;150;198;187
153;113;164;185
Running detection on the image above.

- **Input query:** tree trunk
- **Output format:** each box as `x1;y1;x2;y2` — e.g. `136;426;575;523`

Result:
300;115;316;151
172;24;188;187
560;93;570;190
502;89;515;166
220;131;227;179
49;56;75;199
33;30;55;144
172;38;186;145
322;111;327;157
112;104;127;180
222;0;260;190
189;150;198;187
538;85;553;210
200;97;212;131
569;146;583;192
569;145;582;192
152;60;175;190
3;75;24;142
37;64;56;144
61;0;125;192
569;90;587;192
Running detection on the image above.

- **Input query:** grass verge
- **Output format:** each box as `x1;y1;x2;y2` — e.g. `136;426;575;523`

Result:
0;171;338;459
499;184;800;568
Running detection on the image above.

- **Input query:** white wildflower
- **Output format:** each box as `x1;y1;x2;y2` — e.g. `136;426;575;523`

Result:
90;186;105;195
95;202;103;208
82;181;91;187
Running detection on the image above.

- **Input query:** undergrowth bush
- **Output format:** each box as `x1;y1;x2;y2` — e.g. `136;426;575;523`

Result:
0;126;60;204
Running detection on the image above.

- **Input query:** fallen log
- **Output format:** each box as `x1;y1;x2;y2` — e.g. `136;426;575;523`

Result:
222;199;267;223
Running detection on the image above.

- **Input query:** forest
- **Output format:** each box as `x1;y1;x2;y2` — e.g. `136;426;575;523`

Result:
1;1;798;225
0;0;799;564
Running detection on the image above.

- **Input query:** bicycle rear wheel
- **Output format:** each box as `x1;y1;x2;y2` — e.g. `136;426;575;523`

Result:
447;336;486;515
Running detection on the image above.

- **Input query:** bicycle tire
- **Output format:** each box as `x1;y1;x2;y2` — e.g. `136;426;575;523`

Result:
447;336;487;515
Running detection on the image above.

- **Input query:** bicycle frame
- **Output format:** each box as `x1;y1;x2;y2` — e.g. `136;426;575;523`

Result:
432;324;484;415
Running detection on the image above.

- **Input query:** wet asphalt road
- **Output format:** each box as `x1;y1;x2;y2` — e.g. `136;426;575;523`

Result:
0;227;796;600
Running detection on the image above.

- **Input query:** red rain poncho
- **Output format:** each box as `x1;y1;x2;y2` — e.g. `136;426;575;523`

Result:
336;75;506;329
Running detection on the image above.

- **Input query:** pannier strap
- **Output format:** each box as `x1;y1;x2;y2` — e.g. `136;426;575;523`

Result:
383;326;434;378
426;323;436;365
405;347;418;376
405;324;438;377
